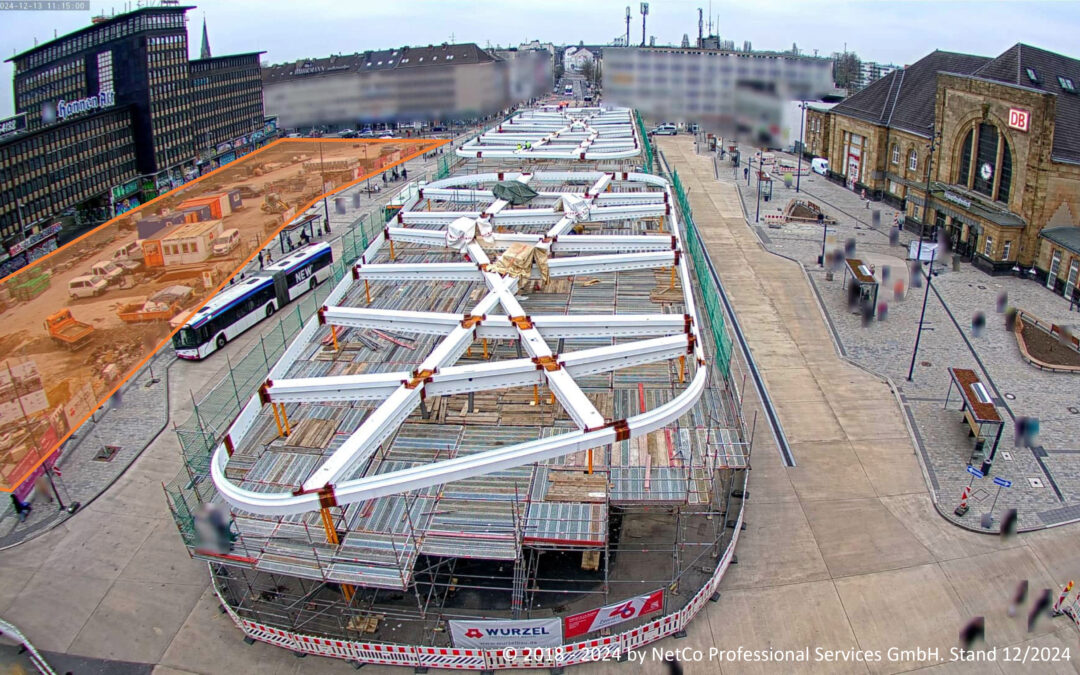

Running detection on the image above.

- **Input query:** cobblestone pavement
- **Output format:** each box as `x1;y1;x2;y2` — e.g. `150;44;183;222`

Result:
724;143;1080;531
0;144;460;550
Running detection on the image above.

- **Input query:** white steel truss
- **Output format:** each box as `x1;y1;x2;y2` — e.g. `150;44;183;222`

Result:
211;170;706;516
455;107;640;160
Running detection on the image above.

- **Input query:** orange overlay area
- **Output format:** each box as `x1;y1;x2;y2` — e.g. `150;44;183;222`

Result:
0;137;444;494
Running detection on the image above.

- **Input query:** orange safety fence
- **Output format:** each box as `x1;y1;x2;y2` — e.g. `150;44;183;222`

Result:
0;137;447;495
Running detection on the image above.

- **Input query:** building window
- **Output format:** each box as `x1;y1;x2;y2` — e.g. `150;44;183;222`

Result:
983;235;993;257
957;124;1012;204
908;149;918;171
891;145;900;165
1060;76;1076;93
1002;240;1011;260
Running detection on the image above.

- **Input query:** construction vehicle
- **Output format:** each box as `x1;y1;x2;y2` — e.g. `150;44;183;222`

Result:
261;193;290;214
45;309;95;350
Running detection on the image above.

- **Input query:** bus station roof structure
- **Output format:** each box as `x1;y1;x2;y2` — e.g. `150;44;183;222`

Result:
456;107;640;161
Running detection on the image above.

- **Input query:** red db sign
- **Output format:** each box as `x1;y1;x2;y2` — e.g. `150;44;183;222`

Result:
1008;108;1030;132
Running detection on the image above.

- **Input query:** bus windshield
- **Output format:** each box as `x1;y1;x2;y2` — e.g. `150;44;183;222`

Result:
172;326;202;348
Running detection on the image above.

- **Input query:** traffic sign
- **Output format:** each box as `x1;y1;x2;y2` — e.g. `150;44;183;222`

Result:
992;477;1012;488
966;465;984;479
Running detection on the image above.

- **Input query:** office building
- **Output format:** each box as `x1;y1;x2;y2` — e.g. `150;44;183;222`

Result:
0;4;269;274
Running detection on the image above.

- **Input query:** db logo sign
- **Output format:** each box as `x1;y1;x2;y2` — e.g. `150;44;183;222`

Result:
610;601;638;619
1008;108;1030;132
465;628;484;639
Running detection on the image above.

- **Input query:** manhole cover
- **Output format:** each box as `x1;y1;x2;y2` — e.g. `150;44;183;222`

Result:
1028;477;1044;488
977;285;987;290
94;445;120;462
920;361;932;367
1001;451;1013;461
1069;406;1079;415
971;488;991;502
1005;393;1016;400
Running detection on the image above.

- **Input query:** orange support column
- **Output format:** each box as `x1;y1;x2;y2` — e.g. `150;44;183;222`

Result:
280;403;291;436
482;338;489;360
587;448;593;474
678;355;686;383
331;325;339;351
271;401;284;437
533;385;539;406
364;279;371;305
388;239;396;261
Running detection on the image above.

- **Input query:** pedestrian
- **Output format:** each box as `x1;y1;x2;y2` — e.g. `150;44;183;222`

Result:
402;167;407;180
258;250;264;269
265;251;272;265
10;493;31;522
324;220;331;234
743;167;749;181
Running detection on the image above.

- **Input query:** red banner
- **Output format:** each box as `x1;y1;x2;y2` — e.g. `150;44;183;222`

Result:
563;588;664;639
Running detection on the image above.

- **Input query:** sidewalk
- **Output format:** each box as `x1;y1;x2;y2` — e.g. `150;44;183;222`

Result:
724;144;1080;531
658;135;1080;674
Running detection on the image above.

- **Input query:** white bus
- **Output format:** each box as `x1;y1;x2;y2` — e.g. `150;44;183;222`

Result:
172;243;334;360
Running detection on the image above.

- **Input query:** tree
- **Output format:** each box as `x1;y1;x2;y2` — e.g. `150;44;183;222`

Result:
581;60;596;85
834;52;862;90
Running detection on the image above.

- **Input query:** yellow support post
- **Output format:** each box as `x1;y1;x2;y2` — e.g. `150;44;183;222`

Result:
670;265;676;289
678;355;686;383
271;400;284;437
320;507;339;544
331;325;339;351
280;403;292;436
533;384;539;406
482;338;489;360
549;391;555;405
466;345;473;357
388;239;396;261
658;218;665;233
587;448;593;475
364;279;371;305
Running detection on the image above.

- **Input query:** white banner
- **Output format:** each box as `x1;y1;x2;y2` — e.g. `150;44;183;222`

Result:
563;588;664;638
908;241;939;262
449;618;562;649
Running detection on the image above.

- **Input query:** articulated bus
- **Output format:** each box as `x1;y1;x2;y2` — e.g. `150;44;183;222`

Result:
172;242;333;360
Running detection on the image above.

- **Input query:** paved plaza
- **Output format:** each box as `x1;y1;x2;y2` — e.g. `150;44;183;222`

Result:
727;143;1080;531
0;135;1076;674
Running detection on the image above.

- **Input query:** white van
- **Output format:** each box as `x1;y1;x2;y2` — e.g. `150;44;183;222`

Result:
111;240;144;262
212;228;241;256
811;158;830;175
90;260;125;284
68;275;108;299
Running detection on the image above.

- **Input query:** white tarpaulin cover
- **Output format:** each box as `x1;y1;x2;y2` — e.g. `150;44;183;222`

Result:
450;618;562;649
908;241;939;262
561;194;590;221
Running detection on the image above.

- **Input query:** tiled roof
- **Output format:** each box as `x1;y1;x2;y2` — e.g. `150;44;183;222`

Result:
831;50;990;137
1040;226;1080;255
973;43;1080;163
262;43;493;83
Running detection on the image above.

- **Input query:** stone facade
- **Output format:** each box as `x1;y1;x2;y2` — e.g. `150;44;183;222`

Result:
804;107;831;158
821;70;1080;277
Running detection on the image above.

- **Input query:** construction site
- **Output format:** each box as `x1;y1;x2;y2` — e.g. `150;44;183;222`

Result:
0;138;437;499
164;108;750;669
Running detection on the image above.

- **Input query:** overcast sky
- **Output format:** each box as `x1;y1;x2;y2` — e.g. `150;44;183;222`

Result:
2;0;1078;117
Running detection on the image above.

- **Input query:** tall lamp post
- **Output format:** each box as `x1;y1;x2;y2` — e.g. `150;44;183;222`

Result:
796;100;806;193
915;127;941;263
907;244;937;381
755;164;763;223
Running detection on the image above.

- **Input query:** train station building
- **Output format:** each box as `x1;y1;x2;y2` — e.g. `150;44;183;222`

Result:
810;43;1080;294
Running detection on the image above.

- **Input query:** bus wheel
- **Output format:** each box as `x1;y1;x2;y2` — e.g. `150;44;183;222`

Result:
216;334;227;350
310;277;318;292
266;302;276;317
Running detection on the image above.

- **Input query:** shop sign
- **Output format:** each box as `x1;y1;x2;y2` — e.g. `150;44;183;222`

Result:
112;180;139;201
8;223;61;256
1008;108;1030;132
0;113;27;139
56;91;115;120
944;191;972;209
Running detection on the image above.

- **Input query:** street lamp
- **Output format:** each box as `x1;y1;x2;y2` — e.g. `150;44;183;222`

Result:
915;128;941;263
755;164;763;223
907;244;937;382
796;100;806;193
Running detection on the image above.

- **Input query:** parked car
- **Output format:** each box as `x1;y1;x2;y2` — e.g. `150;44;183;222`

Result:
111;240;144;263
652;124;678;136
339;129;356;138
811;157;830;175
212;228;241;256
68;275;108;299
89;260;125;284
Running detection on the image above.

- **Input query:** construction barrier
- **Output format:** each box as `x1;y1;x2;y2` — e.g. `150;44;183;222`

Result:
210;494;745;669
0;617;59;675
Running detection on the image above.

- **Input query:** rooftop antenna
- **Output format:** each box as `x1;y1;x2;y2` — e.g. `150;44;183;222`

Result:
697;8;703;46
625;6;631;47
640;2;648;47
708;0;712;35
